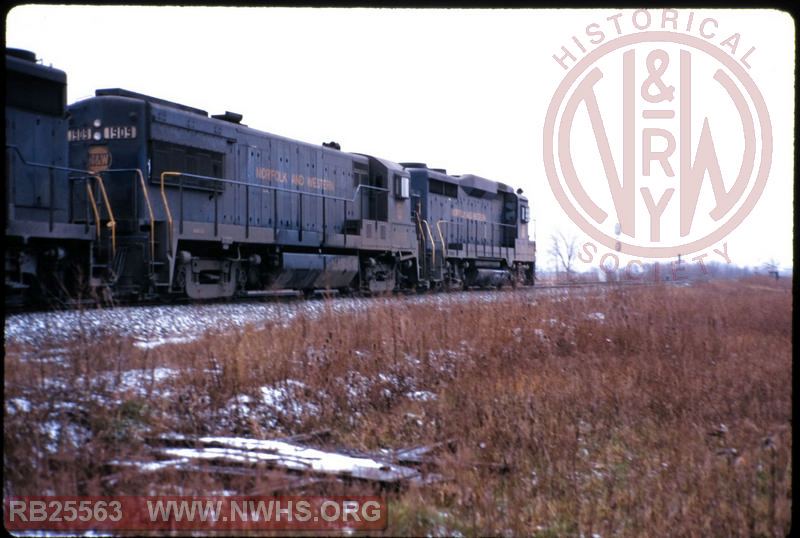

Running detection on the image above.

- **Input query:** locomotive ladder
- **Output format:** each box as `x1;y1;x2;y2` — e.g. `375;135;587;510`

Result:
134;168;164;285
86;174;118;288
414;209;428;282
421;218;446;284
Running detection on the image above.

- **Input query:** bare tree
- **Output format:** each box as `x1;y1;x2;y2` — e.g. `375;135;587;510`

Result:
763;258;781;280
549;231;579;282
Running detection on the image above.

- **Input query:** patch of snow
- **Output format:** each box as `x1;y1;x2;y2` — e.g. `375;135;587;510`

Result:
406;390;437;402
259;381;320;421
7;397;32;414
158;436;420;482
116;367;180;390
133;336;196;349
109;458;192;473
41;419;91;453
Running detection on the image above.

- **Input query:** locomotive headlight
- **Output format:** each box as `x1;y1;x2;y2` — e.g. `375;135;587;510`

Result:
93;119;102;128
93;131;103;141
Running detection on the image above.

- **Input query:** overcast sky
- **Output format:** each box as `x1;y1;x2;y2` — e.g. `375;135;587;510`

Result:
6;6;794;271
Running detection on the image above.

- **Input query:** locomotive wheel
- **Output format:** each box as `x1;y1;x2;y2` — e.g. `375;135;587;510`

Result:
173;264;187;294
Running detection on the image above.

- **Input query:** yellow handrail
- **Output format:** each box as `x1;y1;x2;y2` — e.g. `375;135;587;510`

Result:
86;182;101;240
90;174;116;255
160;172;178;254
436;220;447;258
422;219;436;269
136;169;156;264
414;205;427;275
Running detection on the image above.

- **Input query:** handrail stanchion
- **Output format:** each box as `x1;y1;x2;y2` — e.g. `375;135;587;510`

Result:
436;220;447;260
86;182;102;240
422;220;435;270
136;169;156;265
91;174;116;255
160;172;177;255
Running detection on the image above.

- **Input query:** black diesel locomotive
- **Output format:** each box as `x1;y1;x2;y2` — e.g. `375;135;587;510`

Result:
6;48;535;305
5;49;95;306
66;88;535;300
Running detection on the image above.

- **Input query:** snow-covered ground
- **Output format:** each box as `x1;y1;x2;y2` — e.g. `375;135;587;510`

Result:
4;289;561;492
4;298;361;347
4;290;534;348
4;294;477;489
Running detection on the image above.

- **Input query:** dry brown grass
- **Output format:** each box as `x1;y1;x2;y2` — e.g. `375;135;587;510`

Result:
4;276;793;536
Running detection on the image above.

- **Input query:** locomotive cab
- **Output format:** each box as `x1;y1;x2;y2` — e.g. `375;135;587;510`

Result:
6;49;94;306
354;155;416;291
